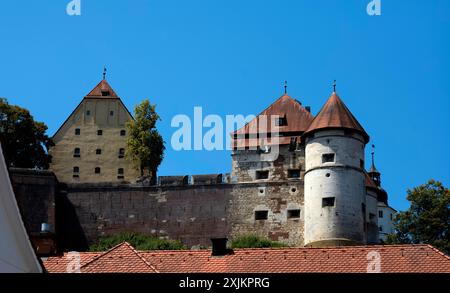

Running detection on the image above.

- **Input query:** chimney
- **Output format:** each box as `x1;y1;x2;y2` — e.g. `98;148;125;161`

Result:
211;238;228;256
305;106;311;113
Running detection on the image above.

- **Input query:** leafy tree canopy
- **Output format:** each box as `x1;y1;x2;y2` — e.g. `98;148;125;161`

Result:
0;98;53;169
89;232;186;251
126;99;165;179
385;180;450;254
231;235;288;249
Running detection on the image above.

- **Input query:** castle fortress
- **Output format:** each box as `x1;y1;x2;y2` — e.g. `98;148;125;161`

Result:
13;79;395;252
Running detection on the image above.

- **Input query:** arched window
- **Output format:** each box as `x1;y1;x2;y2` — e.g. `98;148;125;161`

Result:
73;148;80;157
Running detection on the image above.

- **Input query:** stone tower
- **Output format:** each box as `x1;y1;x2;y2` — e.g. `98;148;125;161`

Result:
302;91;370;247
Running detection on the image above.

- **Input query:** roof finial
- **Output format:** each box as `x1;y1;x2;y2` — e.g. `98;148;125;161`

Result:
333;80;336;93
284;80;287;94
371;144;375;167
103;66;107;80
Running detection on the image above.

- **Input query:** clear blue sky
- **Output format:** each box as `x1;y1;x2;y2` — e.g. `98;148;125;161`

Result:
1;0;449;211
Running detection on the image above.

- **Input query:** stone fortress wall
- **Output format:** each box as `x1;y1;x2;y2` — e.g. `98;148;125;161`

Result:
10;169;305;251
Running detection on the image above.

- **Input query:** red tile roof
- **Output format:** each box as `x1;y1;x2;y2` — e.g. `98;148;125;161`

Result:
80;242;158;273
232;94;313;147
44;252;101;273
44;244;450;273
304;92;369;143
85;79;119;98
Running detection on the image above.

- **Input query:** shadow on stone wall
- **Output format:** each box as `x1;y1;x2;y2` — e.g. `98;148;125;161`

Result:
56;189;89;251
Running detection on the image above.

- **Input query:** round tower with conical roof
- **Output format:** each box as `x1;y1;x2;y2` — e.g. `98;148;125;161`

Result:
303;91;370;247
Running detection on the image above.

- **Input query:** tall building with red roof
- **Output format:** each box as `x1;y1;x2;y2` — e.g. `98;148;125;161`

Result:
49;79;139;183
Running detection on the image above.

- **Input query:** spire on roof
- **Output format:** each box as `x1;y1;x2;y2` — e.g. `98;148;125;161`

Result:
284;80;288;94
333;80;336;93
369;144;379;174
368;144;381;186
103;66;107;80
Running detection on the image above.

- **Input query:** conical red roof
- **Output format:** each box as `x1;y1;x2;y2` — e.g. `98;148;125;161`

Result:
85;79;119;98
304;92;369;142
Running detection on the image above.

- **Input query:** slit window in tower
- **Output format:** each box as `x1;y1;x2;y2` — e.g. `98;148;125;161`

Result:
322;153;335;163
379;211;383;218
287;209;301;219
254;210;268;220
322;197;335;207
256;170;269;180
288;169;301;179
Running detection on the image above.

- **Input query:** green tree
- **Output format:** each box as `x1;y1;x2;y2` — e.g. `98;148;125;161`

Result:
126;100;165;179
0;98;53;169
385;180;450;254
231;235;288;249
89;232;186;251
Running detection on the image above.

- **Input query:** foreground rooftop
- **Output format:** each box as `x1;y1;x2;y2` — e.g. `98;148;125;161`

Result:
44;243;450;273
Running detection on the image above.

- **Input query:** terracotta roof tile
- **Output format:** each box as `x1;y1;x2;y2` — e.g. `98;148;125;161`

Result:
44;252;100;273
80;242;158;273
85;79;119;98
304;92;369;143
43;244;450;273
232;94;314;147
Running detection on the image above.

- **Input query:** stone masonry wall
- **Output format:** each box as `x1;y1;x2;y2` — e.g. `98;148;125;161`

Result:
10;169;306;251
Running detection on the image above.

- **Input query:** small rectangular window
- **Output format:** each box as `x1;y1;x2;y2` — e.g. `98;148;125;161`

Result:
75;128;80;135
97;130;103;136
95;167;101;174
379;225;383;232
360;159;364;169
86;110;91;116
255;210;268;220
120;130;126;136
322;197;335;207
288;169;301;179
287;209;300;219
390;214;393;220
110;110;114;116
275;117;286;126
256;170;269;180
322;153;335;163
379;211;383;218
118;148;125;158
73;148;80;158
117;168;124;179
73;166;79;178
96;149;102;155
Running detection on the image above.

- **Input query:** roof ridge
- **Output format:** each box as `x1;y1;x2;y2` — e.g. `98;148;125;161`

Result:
425;244;450;260
80;242;159;273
